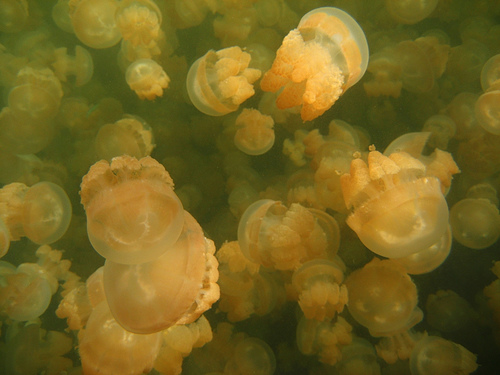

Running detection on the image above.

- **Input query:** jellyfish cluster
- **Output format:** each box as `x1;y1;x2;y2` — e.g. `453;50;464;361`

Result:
1;0;500;374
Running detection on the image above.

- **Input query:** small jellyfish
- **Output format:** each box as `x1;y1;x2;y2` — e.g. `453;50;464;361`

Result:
125;59;170;100
341;149;455;259
233;108;275;156
186;46;261;116
78;300;162;375
80;155;185;265
69;0;122;49
95;115;155;160
0;218;9;258
0;0;29;33
422;114;456;150
103;212;220;333
51;45;94;86
238;199;340;270
345;258;423;337
260;7;369;121
450;183;500;249
336;337;381;375
426;290;473;333
409;335;478;375
480;54;500;92
173;0;217;29
291;258;348;321
475;89;500;135
385;0;439;24
223;337;276;375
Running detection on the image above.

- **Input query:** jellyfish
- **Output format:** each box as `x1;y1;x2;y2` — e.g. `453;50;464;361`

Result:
233;108;275;156
475;89;500;135
115;0;162;48
450;183;500;249
425;290;473;333
125;58;170;100
480;54;500;92
409;335;478;375
186;46;262;116
237;199;340;270
385;0;439;24
94;115;155;161
80;155;185;265
0;0;29;33
336;337;381;375
69;0;122;49
341;149;456;259
224;337;276;375
51;45;94;86
103;212;220;333
0;181;72;247
260;7;369;121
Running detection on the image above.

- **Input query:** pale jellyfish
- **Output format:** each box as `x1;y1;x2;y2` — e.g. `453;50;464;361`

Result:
475;89;500;135
480;54;500;91
80;155;185;265
0;0;29;33
385;0;439;24
260;7;369;121
233;108;275;156
125;59;170;100
425;290;473;333
186;46;262;116
51;45;94;86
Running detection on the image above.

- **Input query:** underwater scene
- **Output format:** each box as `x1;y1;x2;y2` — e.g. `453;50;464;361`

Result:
1;0;500;374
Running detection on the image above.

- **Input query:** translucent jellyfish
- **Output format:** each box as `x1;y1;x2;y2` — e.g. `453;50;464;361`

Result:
336;338;381;375
0;217;9;258
69;0;122;49
115;0;162;48
426;290;473;333
80;155;185;265
0;0;29;33
409;336;478;375
238;199;340;270
345;258;423;337
8;66;63;123
95;115;155;160
186;46;262;116
173;0;217;29
296;315;353;365
480;54;500;91
291;258;348;321
125;59;170;100
422;114;456;150
103;212;220;333
233;108;275;156
78;300;162;375
0;181;72;245
260;7;369;121
51;45;94;86
450;183;500;249
223;337;276;375
475;89;500;135
52;0;74;33
0;260;52;321
385;0;439;24
341;149;453;259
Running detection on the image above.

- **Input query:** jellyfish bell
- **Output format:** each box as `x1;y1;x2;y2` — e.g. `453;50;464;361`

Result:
80;155;185;265
103;211;220;334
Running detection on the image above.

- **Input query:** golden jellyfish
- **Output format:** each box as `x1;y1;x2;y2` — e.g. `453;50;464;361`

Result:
69;0;122;49
425;290;473;333
422;114;456;150
223;337;276;375
80;155;185;265
336;337;381;375
291;258;348;322
186;46;262;116
260;7;369;122
103;212;220;333
480;54;500;92
94;115;155;161
385;0;438;25
0;0;29;33
450;183;500;249
0;181;72;246
52;0;74;33
125;58;170;100
78;300;162;375
341;149;456;259
233;108;275;156
0;217;9;258
345;259;423;337
115;0;162;48
475;89;500;135
237;199;340;270
51;45;94;87
409;335;478;375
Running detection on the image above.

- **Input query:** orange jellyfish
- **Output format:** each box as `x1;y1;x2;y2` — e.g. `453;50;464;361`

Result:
80;155;185;265
186;46;261;116
260;7;369;121
125;59;170;100
233;108;275;156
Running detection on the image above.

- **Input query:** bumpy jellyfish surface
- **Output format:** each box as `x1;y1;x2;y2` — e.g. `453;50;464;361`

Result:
341;150;450;259
78;300;162;375
409;335;478;375
80;155;185;265
69;0;122;49
234;108;275;156
22;182;72;245
345;259;422;336
187;46;261;116
103;212;220;334
260;7;369;122
125;59;170;100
